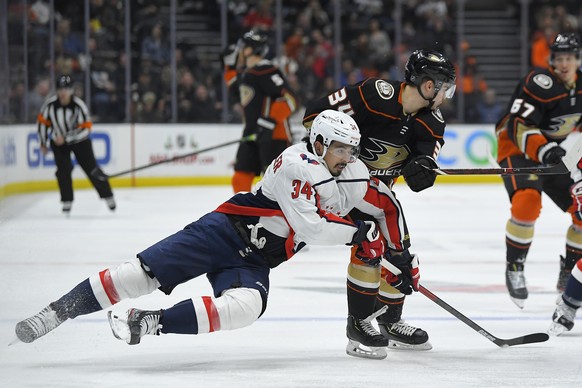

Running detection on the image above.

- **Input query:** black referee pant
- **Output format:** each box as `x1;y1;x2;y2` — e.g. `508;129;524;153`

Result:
50;137;113;202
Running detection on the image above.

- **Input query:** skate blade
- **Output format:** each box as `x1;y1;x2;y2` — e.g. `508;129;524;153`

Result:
8;336;21;346
509;296;526;309
387;339;432;351
346;340;387;360
107;311;130;343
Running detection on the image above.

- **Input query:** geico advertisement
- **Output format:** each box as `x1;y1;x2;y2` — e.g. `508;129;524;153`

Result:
1;124;496;187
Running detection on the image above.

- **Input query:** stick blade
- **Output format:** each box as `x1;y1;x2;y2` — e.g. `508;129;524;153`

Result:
560;132;582;172
497;332;550;347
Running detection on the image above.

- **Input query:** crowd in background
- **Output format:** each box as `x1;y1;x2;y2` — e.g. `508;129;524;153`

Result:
5;0;582;125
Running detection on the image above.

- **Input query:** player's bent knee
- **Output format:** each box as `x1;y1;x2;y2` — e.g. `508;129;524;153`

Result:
214;288;263;331
511;189;542;222
108;258;161;299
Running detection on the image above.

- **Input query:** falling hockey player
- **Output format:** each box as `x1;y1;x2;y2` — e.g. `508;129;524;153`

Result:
13;110;419;360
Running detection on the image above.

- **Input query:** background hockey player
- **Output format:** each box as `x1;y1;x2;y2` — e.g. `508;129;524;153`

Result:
303;49;456;356
223;30;298;193
15;111;395;356
549;258;582;336
495;33;582;309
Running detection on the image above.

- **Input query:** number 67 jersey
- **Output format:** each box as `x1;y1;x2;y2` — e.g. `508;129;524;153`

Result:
495;66;582;163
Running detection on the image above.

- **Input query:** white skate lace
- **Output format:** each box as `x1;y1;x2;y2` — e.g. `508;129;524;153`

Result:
507;271;526;289
358;320;382;336
389;320;418;337
139;312;160;336
17;306;64;342
358;306;389;336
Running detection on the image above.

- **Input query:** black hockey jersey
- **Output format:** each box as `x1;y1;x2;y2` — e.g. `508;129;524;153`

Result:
303;78;446;183
229;59;298;141
496;67;582;162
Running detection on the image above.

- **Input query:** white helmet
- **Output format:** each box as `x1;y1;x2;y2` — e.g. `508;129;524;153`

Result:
310;109;361;155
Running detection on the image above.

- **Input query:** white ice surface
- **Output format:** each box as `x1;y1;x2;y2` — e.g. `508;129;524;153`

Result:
1;184;581;387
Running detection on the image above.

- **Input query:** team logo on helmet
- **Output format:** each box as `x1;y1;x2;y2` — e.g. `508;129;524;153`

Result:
533;74;553;90
375;80;394;100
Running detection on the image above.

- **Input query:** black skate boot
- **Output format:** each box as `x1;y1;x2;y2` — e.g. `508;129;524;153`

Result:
506;262;528;309
378;319;432;350
108;308;162;345
346;307;389;360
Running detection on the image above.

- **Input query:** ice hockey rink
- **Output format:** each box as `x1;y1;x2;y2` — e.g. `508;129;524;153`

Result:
1;183;581;387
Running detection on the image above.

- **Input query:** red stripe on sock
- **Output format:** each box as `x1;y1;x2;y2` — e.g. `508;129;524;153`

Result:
202;296;221;332
99;269;120;304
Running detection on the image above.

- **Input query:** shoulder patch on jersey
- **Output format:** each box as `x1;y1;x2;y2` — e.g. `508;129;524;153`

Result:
375;80;395;100
432;108;445;123
533;74;553;89
300;153;320;165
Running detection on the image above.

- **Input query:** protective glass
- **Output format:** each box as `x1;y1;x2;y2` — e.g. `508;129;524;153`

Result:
327;143;360;163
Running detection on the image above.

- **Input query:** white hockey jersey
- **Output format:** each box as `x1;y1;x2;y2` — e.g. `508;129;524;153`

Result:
215;142;376;267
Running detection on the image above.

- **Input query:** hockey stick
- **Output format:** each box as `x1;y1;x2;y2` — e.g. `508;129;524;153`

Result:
428;133;582;176
92;134;256;181
380;260;549;347
417;285;549;347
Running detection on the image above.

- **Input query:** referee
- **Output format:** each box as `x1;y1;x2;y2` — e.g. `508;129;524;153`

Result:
37;74;116;214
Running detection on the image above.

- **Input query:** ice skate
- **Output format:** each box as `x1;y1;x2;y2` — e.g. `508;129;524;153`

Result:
14;305;66;343
105;197;116;211
506;263;527;309
556;256;571;293
378;319;432;350
346;307;389;360
548;299;577;336
108;308;162;345
62;201;72;215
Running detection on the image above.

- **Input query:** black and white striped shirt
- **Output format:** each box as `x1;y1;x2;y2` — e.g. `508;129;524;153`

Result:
37;95;92;147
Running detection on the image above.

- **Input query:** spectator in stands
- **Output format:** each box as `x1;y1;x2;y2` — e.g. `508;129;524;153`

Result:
141;22;170;67
242;0;274;32
177;70;197;122
475;89;503;124
57;18;84;58
368;18;392;70
191;84;221;123
28;78;51;122
137;92;165;122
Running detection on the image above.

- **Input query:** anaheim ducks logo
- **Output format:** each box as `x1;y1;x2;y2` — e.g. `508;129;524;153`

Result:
533;74;553;89
547;113;582;137
239;84;255;107
375;80;395;100
359;138;410;170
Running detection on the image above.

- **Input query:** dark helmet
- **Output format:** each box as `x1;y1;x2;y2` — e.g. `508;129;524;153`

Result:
405;49;456;94
56;74;72;89
550;33;581;63
240;30;269;57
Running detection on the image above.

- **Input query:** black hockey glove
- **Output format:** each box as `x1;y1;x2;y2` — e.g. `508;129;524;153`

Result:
401;155;438;192
537;142;566;165
382;250;420;295
350;221;386;266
